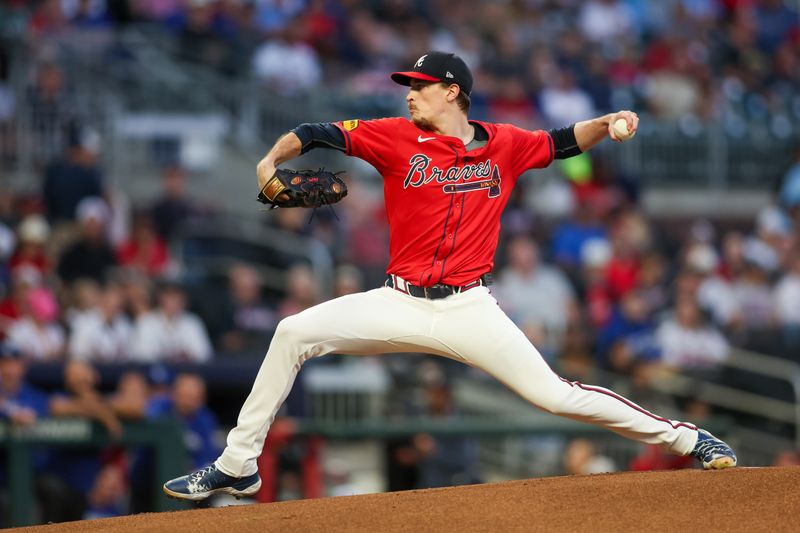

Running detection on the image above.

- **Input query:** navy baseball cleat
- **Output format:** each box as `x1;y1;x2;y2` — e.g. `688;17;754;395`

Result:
163;465;261;501
691;429;737;470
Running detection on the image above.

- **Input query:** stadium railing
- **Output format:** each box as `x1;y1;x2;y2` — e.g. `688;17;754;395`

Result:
0;418;186;527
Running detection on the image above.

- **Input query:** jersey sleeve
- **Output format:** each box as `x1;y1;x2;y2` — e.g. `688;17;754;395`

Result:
507;125;555;173
333;118;402;171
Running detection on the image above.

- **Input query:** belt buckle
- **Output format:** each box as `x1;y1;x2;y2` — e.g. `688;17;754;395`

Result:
427;284;452;299
423;286;430;299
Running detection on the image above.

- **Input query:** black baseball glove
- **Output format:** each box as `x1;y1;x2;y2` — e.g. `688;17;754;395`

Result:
257;168;348;209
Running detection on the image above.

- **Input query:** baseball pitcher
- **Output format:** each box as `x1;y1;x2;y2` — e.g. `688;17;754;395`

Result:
164;52;736;501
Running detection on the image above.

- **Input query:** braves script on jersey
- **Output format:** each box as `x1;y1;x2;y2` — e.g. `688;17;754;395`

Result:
335;118;554;286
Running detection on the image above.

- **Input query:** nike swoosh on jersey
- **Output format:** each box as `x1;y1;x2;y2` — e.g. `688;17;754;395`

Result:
417;135;436;142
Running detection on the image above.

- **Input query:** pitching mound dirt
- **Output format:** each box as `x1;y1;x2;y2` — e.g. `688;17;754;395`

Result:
15;467;800;532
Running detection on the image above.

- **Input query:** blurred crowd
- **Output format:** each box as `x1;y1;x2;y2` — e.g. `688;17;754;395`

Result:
1;0;800;526
0;346;221;521
1;0;798;130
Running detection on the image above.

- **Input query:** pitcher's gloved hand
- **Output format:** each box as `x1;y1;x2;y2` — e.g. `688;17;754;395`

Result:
257;168;347;209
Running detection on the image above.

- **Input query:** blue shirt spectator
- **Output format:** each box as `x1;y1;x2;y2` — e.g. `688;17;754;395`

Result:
596;291;658;369
146;373;220;469
552;218;607;268
0;344;51;487
0;343;50;422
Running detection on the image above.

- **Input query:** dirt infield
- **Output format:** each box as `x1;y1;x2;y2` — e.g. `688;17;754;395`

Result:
15;467;800;532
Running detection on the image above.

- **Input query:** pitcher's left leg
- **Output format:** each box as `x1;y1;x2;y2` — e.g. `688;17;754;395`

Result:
433;288;710;458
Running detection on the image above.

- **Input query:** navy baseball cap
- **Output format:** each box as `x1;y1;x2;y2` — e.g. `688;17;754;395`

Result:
391;51;473;95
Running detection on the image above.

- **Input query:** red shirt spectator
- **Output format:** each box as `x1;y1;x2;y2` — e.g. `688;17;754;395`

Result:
116;213;170;276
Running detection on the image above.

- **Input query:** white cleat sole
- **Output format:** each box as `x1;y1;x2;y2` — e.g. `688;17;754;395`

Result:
163;478;262;501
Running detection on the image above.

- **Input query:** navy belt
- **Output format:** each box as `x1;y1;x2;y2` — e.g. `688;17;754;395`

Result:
385;274;489;300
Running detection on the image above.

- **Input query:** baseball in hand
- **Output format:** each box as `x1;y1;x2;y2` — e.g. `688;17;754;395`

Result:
612;118;635;141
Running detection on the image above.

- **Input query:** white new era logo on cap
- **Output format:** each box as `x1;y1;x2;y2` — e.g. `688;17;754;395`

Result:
446;71;454;78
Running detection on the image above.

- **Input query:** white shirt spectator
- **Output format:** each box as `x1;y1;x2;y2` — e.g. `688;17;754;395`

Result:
130;311;213;363
539;82;596;127
774;273;800;326
495;266;575;333
578;0;634;43
253;40;322;95
697;276;739;326
656;320;729;369
732;278;775;329
7;318;65;361
68;311;133;363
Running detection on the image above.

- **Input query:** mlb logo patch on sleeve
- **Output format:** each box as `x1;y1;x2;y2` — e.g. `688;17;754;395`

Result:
343;120;360;131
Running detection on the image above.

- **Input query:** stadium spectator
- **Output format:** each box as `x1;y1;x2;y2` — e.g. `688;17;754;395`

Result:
42;127;104;224
83;464;127;520
494;235;576;349
538;69;596;127
731;240;778;331
150;166;196;240
563;438;617;475
655;294;729;372
551;199;607;271
176;0;235;73
63;278;102;328
147;373;220;469
68;281;133;363
108;370;149;420
9;214;51;276
64;0;111;29
779;148;800;213
252;17;322;95
333;264;365;298
116;211;171;277
120;271;154;320
28;0;68;37
579;238;613;329
755;206;793;266
49;360;122;437
56;197;118;286
6;286;65;362
0;265;42;327
277;263;321;319
596;289;658;372
0;342;49;425
342;182;390;288
212;263;276;356
414;376;481;489
636;251;669;316
578;0;634;44
774;249;800;352
603;210;651;302
40;360;123;523
130;281;213;363
25;62;75;164
0;343;51;525
683;243;741;329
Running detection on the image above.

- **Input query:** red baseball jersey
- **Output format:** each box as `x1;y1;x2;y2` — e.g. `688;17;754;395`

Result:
335;118;554;287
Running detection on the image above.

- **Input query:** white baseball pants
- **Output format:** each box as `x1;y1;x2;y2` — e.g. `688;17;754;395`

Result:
216;286;698;477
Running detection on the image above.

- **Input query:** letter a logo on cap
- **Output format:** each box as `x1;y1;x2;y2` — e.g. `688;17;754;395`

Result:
415;54;428;68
